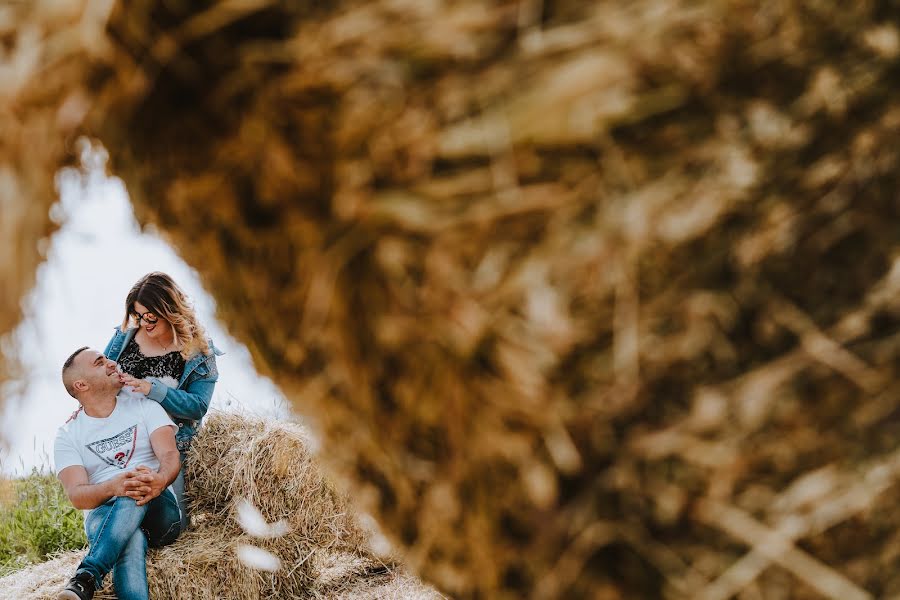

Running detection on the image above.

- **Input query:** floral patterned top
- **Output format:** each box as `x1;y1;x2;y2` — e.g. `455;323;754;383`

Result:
116;338;185;382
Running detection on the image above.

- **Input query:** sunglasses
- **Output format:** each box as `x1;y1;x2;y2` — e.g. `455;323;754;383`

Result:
132;311;159;325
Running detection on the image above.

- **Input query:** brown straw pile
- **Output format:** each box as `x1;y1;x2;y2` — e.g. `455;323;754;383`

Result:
4;1;900;598
0;412;441;599
0;550;438;600
149;412;374;598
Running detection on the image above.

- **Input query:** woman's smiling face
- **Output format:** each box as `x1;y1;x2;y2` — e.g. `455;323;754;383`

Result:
133;301;168;339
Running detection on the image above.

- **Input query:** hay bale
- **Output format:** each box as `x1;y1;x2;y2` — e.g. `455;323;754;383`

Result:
186;412;368;551
150;411;374;598
4;1;900;598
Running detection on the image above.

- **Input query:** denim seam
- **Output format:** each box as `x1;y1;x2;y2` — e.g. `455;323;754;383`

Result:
160;491;182;542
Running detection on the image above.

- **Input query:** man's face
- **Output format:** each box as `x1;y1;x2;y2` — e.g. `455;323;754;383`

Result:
72;350;122;395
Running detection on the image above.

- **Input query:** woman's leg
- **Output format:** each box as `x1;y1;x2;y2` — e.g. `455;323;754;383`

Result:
169;468;190;532
111;529;149;600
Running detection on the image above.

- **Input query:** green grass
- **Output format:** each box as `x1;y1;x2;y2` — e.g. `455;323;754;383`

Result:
0;469;86;576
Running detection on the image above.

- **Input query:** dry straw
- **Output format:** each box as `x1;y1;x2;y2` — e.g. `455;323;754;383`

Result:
0;550;439;600
153;411;375;598
3;0;900;598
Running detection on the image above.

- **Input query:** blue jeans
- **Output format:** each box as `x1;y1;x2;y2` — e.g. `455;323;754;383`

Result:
171;468;190;532
78;489;182;600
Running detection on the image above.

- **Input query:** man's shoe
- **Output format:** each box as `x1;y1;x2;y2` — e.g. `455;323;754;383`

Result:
57;571;95;600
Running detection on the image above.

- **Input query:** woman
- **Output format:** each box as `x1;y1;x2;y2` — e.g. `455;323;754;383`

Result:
103;271;221;531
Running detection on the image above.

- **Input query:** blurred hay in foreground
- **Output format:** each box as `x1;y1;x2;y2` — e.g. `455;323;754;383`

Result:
3;1;900;598
0;413;441;599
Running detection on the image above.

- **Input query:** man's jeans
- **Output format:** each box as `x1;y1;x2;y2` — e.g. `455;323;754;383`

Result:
78;490;181;600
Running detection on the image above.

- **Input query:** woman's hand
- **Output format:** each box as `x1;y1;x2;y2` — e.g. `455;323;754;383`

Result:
120;373;152;396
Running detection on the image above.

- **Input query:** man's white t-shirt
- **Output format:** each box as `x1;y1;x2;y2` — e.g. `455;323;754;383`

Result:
54;393;176;486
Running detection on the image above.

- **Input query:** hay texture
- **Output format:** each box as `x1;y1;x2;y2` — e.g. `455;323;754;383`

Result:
0;413;441;600
150;411;374;599
0;550;438;600
3;1;900;598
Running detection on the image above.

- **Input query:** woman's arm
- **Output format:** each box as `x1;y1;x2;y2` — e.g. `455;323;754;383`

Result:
147;374;217;421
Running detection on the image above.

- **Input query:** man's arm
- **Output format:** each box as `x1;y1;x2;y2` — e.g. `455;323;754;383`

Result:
126;425;180;507
58;466;133;510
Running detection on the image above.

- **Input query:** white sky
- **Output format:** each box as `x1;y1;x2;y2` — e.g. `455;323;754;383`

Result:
0;145;291;474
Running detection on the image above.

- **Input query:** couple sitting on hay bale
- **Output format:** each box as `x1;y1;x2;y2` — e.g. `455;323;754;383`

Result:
53;272;220;600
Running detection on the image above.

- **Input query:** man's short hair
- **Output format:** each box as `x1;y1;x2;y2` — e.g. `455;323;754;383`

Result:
62;346;90;399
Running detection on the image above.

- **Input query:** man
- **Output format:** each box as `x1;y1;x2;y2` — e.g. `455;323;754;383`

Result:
54;347;182;600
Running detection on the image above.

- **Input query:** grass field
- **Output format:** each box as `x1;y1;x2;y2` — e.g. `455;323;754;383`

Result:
0;469;86;576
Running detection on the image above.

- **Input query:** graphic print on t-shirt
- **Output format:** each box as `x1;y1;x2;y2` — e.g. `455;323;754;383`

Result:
85;424;138;469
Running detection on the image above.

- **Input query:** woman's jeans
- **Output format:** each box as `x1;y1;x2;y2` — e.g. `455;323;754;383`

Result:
78;489;181;600
171;468;190;532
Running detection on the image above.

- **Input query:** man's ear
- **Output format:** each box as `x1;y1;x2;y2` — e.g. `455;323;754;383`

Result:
73;379;88;393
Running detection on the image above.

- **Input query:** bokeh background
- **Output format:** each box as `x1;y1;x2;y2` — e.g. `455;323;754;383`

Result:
3;1;900;598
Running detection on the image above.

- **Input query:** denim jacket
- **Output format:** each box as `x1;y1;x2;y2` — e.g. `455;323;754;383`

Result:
104;327;221;456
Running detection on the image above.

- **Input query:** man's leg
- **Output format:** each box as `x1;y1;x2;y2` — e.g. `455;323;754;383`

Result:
78;496;149;593
111;529;149;600
141;487;182;548
92;489;180;600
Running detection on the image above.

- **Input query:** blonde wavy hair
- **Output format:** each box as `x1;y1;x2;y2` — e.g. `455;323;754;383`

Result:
121;272;210;359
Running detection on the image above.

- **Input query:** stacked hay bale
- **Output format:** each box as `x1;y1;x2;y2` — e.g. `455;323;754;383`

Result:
148;412;392;599
3;1;900;598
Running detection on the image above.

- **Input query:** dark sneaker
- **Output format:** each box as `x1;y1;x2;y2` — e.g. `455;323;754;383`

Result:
58;571;95;600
